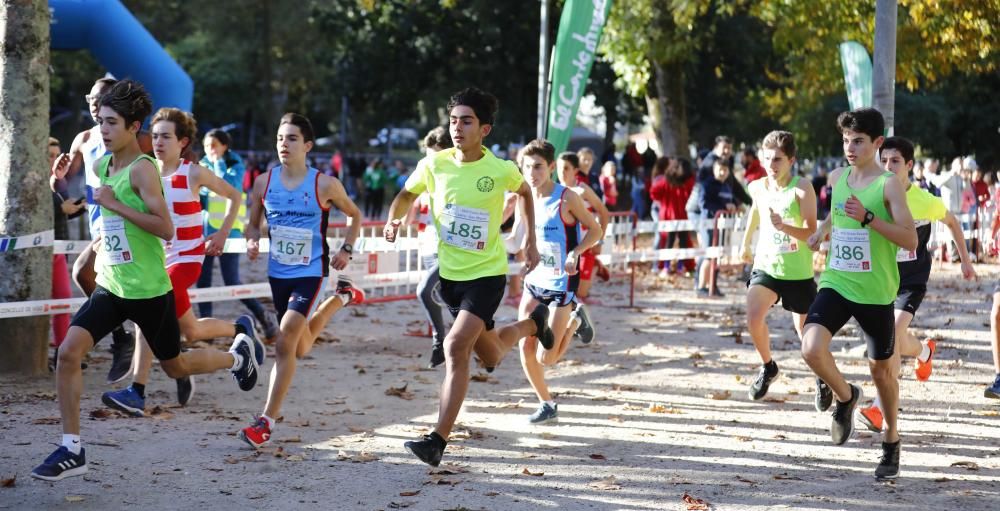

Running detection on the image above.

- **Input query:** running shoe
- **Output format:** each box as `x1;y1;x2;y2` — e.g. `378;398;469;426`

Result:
101;386;145;417
709;287;725;298
528;402;558;424
235;314;259;340
696;287;710;297
914;339;936;382
429;340;445;369
529;304;555;350
572;303;595;344
831;384;862;445
856;404;884;432
31;446;88;481
239;416;272;449
404;432;446;467
748;363;779;401
176;375;196;406
985;374;1000;399
107;327;134;384
336;277;366;305
875;440;900;480
815;378;833;412
229;334;260;391
262;311;279;340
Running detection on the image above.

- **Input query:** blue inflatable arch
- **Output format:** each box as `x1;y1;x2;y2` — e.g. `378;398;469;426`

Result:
50;0;193;112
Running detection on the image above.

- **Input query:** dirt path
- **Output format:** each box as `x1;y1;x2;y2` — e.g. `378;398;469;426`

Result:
2;263;998;510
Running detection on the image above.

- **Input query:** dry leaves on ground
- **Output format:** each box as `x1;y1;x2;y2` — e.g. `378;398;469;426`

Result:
951;461;980;470
521;468;544;477
65;496;85;503
429;464;469;475
399;490;420;497
1;475;15;488
682;491;711;510
706;390;731;400
588;475;621;490
589;454;607;460
649;403;683;414
385;383;414;400
336;450;380;463
470;373;490;382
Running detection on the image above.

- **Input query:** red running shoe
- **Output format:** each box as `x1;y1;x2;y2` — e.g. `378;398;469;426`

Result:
239;416;272;449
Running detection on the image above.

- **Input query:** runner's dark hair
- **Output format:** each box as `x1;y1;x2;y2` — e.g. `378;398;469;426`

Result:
836;107;885;142
880;136;914;164
522;139;556;164
98;79;152;127
447;87;499;126
558;151;580;169
151;108;198;151
279;112;315;144
205;128;231;147
423;126;452;151
762;130;797;159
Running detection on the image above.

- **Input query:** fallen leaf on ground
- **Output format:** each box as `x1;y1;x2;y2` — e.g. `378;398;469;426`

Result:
484;491;499;496
589;454;607;460
385;384;414;400
429;464;469;475
735;476;755;484
649;403;683;414
612;384;638;392
682;491;711;510
470;373;490;382
89;409;116;419
424;475;459;486
285;455;304;462
689;352;704;360
521;468;544;477
337;450;379;463
492;400;523;409
65;496;85;503
706;390;731;400
588;475;621;490
934;477;952;482
347;426;370;433
608;416;624;423
148;406;174;420
773;473;803;481
951;461;980;470
279;436;302;443
763;397;786;403
735;436;752;442
399;490;420;497
1;475;15;488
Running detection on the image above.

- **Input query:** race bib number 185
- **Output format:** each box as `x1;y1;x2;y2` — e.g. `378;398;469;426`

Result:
440;204;489;251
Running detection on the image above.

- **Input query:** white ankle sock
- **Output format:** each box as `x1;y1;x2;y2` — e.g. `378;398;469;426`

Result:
543;401;556;408
918;342;931;362
872;395;883;412
261;414;275;429
230;352;244;371
62;434;82;455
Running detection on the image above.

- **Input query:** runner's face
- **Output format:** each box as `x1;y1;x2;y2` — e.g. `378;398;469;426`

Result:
880;148;912;185
203;136;224;160
276;124;312;166
87;83;108;122
841;129;881;167
152;120;184;163
556;159;578;187
760;148;792;181
520;154;551;189
97;106;138;153
449;105;489;152
48;145;60;167
713;162;729;181
579;152;594;173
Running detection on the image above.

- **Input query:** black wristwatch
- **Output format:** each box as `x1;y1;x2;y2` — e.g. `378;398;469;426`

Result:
860;209;875;227
340;243;353;255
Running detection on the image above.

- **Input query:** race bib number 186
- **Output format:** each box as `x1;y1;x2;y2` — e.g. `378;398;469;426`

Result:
829;227;872;272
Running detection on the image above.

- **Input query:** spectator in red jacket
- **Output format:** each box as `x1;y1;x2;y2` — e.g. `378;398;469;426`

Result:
741;147;766;183
650;156;696;276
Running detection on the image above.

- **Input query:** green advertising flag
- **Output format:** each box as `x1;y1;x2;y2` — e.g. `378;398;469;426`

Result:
839;41;873;110
546;0;613;154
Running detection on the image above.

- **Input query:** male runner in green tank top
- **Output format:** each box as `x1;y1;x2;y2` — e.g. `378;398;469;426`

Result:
739;131;817;401
854;136;975;431
32;80;264;482
802;108;916;481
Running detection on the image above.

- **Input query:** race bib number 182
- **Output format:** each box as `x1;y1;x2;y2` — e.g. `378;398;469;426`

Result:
101;215;133;266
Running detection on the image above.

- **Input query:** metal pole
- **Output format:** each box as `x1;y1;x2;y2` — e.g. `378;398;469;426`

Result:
340;95;348;149
536;0;550;139
872;0;897;135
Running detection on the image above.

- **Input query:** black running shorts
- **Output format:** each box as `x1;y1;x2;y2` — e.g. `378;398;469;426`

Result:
894;284;927;316
746;270;817;314
805;288;895;360
269;276;326;321
439;275;506;331
526;283;575;308
71;286;181;360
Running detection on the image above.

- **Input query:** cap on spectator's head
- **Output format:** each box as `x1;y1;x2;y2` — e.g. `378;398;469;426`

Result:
963;156;978;171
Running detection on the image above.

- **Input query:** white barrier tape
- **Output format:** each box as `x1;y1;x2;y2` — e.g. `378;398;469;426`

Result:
0;230;54;252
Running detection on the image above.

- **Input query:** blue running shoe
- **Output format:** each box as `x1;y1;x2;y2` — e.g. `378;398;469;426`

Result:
101;386;145;417
572;303;595;344
31;446;87;481
528;402;558;424
229;334;260;391
985;374;1000;399
235;315;265;366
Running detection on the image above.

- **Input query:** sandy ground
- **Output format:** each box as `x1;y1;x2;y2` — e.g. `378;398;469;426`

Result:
2;261;999;511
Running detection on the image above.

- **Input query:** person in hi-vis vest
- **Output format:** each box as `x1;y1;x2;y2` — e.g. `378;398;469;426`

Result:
197;129;278;339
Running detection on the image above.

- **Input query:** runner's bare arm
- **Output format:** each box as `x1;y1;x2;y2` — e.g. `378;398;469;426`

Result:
244;170;269;261
855;177;916;251
192;164;241;255
740;200;760;263
580;185;610;235
95;159;173;240
516;181;540;274
67;129;88;177
567;190;602;253
321;175;363;269
384;189;419;242
941;211;976;280
808;167;844;250
776;179;818;243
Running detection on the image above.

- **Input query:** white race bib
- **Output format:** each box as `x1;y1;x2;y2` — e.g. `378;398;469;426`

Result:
829;227;872;272
440;204;489;252
101;215;134;266
896;247;917;262
761;220;798;255
537;241;563;275
270;225;313;266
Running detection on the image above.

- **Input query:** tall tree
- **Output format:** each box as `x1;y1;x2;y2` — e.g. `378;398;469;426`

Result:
0;0;51;375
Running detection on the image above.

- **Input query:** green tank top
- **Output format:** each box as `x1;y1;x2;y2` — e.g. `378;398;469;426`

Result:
750;175;813;280
818;167;898;305
95;154;173;299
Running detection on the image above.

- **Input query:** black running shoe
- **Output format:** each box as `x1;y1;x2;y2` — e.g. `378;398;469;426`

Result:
235;315;265;366
831;383;862;445
573;303;595;344
176;375;195;406
107;327;134;384
529;304;555;350
229;334;260;391
404;433;445;467
429;343;445;369
748;363;779;401
815;378;833;412
31;446;87;481
875;440;900;480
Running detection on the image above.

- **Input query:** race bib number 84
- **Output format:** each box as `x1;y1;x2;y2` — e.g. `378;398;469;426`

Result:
829;227;872;272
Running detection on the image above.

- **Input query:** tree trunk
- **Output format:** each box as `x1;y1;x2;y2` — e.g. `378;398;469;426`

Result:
646;59;689;158
0;0;52;375
872;0;897;134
